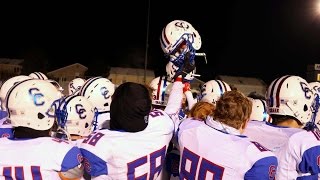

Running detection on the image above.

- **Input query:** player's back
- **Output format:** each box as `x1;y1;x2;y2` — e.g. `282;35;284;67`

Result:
177;118;277;180
244;120;320;179
0;137;82;180
243;120;303;153
80;109;175;179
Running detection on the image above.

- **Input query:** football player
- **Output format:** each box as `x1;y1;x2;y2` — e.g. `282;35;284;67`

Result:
177;90;278;179
243;75;320;179
0;79;83;179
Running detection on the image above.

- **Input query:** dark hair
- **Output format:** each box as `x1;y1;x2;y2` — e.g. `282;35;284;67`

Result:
270;114;302;126
110;82;151;132
14;127;51;138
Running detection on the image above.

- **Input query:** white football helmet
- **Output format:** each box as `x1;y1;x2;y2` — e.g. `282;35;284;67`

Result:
250;98;270;122
160;20;202;66
149;76;172;106
266;75;314;125
0;75;32;110
68;78;86;95
6;79;61;130
79;77;115;112
47;79;64;97
29;72;48;80
56;95;97;137
309;82;320;94
165;61;197;82
200;80;231;104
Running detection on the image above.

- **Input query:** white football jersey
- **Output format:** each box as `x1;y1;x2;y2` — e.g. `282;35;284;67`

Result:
164;81;184;132
177;118;278;180
80;109;175;179
96;111;110;130
0;137;82;179
244;120;320;179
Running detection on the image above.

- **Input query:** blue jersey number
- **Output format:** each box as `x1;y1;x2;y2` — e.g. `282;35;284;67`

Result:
180;147;225;179
82;132;104;146
3;166;42;180
127;146;166;180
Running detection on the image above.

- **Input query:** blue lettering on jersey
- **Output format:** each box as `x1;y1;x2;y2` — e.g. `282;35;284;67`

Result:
180;147;225;179
82;132;104;146
127;156;148;180
149;109;164;118
2;166;42;179
149;146;166;179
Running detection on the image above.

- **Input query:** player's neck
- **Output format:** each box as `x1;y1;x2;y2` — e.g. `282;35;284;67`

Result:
276;119;302;128
71;135;83;140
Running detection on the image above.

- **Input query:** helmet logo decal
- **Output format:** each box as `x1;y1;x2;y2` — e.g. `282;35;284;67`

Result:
300;82;312;100
70;82;82;92
313;85;320;93
175;21;189;30
76;104;87;119
29;88;44;106
100;87;110;99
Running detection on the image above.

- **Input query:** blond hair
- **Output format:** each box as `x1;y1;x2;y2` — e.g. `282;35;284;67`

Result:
188;101;215;121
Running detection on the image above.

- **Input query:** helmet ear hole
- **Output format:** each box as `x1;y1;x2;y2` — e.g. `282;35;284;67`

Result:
38;113;45;119
85;123;89;128
304;104;308;111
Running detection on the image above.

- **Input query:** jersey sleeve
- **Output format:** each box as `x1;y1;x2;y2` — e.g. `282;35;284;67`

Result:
80;148;108;177
244;141;278;180
297;130;320;176
184;90;197;110
244;156;277;180
61;146;83;171
164;80;183;117
0;127;13;139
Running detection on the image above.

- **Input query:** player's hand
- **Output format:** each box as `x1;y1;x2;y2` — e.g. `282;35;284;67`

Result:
183;83;191;93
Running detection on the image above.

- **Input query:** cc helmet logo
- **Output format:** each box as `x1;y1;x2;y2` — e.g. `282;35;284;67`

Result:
29;88;44;106
313;86;320;93
100;87;110;99
300;82;313;99
175;21;189;30
76;104;87;119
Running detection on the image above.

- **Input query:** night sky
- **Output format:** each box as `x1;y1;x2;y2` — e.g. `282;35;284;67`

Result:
0;0;320;84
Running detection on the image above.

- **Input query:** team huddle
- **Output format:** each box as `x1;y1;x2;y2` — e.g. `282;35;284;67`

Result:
0;19;320;180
